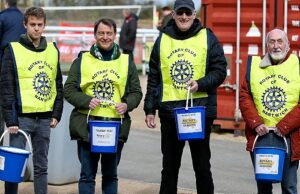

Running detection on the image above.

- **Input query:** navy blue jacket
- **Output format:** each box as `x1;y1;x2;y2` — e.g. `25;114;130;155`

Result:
0;7;25;58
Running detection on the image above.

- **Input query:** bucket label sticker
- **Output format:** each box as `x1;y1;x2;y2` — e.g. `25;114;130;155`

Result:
177;112;202;133
92;126;116;147
21;158;28;177
255;154;279;174
0;156;5;170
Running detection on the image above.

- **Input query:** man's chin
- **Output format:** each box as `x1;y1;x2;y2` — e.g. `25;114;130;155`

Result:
270;53;286;61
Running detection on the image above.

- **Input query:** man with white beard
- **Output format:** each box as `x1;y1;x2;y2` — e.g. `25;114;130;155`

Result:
239;28;300;194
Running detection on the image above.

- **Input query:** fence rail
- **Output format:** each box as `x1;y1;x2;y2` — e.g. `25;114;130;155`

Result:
44;26;159;74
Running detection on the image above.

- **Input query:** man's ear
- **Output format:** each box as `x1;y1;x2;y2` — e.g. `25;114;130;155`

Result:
172;10;176;19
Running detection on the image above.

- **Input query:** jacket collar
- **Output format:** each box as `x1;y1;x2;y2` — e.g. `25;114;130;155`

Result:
19;34;47;51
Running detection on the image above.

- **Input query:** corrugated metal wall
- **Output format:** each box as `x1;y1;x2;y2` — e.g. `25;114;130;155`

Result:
200;0;300;130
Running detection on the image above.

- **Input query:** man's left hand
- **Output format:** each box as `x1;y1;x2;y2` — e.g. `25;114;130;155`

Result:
115;103;128;115
274;127;283;137
187;80;198;93
50;118;58;128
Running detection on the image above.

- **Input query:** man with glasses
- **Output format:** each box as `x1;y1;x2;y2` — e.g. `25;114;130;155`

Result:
144;0;227;193
240;29;300;194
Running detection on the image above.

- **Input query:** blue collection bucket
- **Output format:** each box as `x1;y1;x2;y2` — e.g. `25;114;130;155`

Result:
0;129;32;183
88;120;120;153
173;87;206;140
253;129;288;183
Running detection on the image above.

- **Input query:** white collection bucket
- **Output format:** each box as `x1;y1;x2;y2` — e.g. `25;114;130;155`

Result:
0;129;32;183
253;129;288;183
173;87;206;140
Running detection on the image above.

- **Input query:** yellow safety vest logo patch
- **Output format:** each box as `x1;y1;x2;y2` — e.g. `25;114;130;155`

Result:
33;71;52;102
92;78;115;108
170;59;194;89
261;86;288;117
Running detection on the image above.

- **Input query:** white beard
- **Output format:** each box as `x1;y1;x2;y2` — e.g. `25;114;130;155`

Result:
269;47;290;61
269;50;287;61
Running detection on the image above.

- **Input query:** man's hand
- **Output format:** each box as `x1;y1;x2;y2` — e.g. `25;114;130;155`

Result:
187;80;198;93
89;98;101;110
8;126;19;134
255;124;269;136
50;118;58;128
115;103;128;115
274;127;283;137
145;114;156;128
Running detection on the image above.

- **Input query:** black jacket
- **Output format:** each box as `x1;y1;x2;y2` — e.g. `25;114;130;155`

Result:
119;13;138;52
144;19;227;119
0;35;64;127
0;7;25;54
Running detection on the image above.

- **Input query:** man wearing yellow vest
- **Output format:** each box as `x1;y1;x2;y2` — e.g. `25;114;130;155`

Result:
64;18;142;194
240;29;300;194
0;7;63;194
144;0;227;193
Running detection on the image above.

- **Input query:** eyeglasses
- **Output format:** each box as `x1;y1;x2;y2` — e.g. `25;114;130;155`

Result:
175;10;193;16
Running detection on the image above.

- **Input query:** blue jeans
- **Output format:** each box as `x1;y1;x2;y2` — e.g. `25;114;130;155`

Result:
251;137;299;194
77;140;124;194
5;117;51;194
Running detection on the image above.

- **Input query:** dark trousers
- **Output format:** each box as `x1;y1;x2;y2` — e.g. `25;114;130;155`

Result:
5;117;51;194
159;117;214;194
77;140;124;194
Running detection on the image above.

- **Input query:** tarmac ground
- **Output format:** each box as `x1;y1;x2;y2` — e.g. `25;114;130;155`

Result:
0;177;196;194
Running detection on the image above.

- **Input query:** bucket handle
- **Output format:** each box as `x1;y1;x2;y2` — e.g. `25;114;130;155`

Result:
252;128;288;154
86;99;123;124
0;129;33;154
185;86;193;110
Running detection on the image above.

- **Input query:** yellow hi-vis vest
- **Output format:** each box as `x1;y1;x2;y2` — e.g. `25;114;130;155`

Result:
78;52;129;118
10;42;58;113
160;29;208;102
249;54;300;126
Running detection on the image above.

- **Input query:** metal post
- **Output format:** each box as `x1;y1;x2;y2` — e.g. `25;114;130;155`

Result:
262;0;266;55
152;0;157;29
235;0;241;122
284;0;288;33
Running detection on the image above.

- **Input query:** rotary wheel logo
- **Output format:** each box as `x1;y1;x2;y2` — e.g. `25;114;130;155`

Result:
261;86;286;112
93;79;114;101
170;59;194;85
33;72;51;97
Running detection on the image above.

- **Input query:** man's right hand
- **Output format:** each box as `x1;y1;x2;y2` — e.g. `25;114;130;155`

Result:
89;98;101;110
255;124;269;136
8;126;19;134
145;114;156;128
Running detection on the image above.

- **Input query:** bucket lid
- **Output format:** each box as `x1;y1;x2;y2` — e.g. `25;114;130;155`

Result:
173;106;206;110
0;146;30;155
254;132;286;150
88;120;121;125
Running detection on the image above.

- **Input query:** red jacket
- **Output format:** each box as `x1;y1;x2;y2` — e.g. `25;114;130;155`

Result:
239;55;300;161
